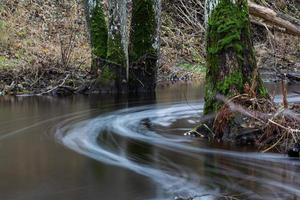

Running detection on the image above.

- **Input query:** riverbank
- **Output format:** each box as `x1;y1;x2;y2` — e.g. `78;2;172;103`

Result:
0;67;299;156
0;64;206;96
1;64;300;96
1;0;300;96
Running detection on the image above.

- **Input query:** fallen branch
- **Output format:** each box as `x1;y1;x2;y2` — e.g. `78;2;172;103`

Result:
36;74;70;96
249;1;300;36
281;79;288;109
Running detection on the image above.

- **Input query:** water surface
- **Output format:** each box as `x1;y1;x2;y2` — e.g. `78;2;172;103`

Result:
0;83;300;200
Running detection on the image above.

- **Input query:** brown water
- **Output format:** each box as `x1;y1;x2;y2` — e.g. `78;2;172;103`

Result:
0;83;300;200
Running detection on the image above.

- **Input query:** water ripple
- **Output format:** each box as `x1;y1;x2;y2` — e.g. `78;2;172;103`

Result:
55;101;300;200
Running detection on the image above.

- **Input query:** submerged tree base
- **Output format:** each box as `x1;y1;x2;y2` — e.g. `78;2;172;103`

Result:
188;92;300;155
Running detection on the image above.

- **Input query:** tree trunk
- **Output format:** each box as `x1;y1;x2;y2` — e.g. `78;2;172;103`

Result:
84;0;108;74
98;0;129;93
129;0;161;94
96;0;128;93
204;0;267;114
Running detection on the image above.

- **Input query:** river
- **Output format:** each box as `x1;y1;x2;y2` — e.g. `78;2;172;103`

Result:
0;83;300;200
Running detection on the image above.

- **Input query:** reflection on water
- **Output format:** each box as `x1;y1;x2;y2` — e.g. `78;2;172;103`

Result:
0;82;300;200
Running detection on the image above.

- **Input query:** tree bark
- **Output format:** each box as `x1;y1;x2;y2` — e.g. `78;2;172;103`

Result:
98;0;129;93
84;0;108;74
204;0;267;114
129;0;161;94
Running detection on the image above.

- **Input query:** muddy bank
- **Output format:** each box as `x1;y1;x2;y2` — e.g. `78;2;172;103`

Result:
1;65;300;96
0;66;90;96
0;63;207;96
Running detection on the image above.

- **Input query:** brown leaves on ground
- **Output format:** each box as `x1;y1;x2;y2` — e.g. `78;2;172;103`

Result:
0;64;90;95
0;0;91;70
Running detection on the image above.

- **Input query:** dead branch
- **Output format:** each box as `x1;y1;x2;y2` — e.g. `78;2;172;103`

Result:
36;74;70;96
281;79;288;109
249;1;300;36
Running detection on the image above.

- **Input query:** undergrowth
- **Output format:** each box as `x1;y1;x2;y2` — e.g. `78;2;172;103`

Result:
0;1;91;70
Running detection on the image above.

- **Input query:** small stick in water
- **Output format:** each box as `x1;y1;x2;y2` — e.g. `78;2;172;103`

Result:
281;78;288;109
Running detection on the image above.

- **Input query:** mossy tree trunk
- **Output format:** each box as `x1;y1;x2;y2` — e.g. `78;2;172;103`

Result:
129;0;161;94
204;0;267;114
84;0;108;75
100;0;129;93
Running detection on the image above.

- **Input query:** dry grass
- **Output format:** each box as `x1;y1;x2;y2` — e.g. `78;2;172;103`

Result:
0;0;91;70
160;0;205;73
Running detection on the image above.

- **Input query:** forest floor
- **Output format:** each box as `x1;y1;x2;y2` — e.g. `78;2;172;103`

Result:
0;0;300;96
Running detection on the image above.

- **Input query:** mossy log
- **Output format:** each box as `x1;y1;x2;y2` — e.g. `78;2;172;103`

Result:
204;0;268;114
129;0;161;94
84;0;108;74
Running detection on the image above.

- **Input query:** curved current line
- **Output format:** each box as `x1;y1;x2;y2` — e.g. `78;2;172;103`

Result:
55;100;300;200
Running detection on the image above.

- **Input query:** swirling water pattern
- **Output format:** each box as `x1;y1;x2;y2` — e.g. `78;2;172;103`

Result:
56;100;300;200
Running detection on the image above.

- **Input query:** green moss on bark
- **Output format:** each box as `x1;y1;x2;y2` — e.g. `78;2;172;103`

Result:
204;0;267;114
90;0;108;71
130;0;157;60
217;71;244;94
99;32;127;92
129;0;158;93
107;34;126;67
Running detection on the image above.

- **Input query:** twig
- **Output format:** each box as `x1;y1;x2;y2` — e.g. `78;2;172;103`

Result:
262;133;285;153
36;74;70;96
281;79;288;109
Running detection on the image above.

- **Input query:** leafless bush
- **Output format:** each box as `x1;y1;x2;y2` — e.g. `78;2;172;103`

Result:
59;29;76;69
160;0;206;72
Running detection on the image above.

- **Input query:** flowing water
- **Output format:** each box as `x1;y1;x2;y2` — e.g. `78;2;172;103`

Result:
0;83;300;200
